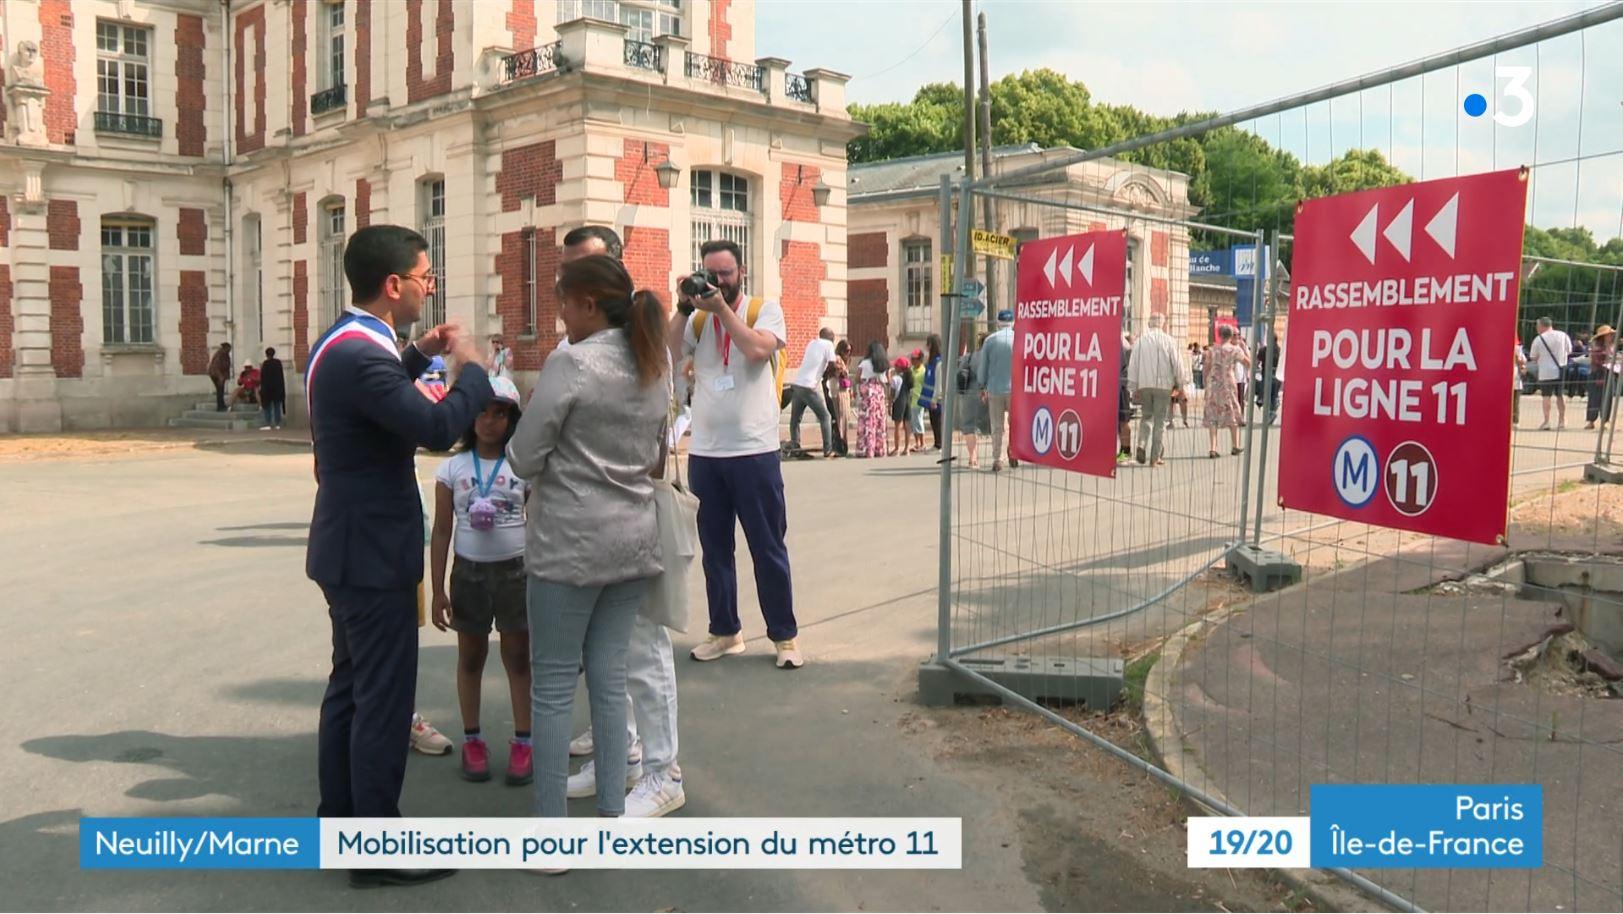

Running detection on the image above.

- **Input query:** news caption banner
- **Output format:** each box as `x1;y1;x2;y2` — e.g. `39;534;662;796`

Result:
1279;168;1528;545
1008;229;1128;477
1187;785;1542;870
80;818;961;870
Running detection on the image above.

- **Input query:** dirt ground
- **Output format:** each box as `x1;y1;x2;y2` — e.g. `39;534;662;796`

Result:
0;428;302;461
905;703;1311;913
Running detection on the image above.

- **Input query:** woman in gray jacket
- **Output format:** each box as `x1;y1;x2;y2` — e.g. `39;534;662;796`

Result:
506;254;669;819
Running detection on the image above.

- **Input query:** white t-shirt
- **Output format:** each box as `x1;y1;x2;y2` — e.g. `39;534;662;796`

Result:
433;450;529;562
1531;329;1572;381
683;297;788;458
859;360;884;382
790;338;836;390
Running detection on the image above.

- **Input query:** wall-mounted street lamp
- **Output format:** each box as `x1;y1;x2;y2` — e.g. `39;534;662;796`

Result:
794;164;831;207
641;141;681;191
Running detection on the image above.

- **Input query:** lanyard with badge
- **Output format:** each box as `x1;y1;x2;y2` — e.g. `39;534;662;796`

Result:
712;303;743;392
467;453;505;531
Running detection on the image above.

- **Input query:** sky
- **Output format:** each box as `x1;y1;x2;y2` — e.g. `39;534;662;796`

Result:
757;1;1623;240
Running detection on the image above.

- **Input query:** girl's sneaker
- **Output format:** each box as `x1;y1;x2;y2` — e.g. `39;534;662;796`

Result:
410;714;453;756
461;740;492;782
625;770;686;818
506;741;533;786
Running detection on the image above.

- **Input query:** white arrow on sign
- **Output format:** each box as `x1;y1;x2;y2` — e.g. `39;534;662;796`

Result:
1383;199;1414;262
1078;244;1095;285
1351;203;1379;265
1425;192;1459;258
1043;247;1058;288
1058;245;1074;286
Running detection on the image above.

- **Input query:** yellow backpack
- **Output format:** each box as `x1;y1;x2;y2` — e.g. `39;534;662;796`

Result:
690;296;787;407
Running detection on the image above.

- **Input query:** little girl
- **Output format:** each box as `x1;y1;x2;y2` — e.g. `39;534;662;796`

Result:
889;356;914;456
430;376;533;785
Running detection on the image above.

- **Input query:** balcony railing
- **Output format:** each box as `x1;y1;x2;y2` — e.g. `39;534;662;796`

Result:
504;42;563;83
94;110;163;138
785;72;812;103
684;51;763;92
623;39;664;72
310;84;346;115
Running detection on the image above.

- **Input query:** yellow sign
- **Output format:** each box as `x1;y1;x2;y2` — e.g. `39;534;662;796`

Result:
971;229;1016;261
940;254;953;280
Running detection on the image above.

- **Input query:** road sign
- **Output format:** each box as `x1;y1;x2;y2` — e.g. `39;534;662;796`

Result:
1008;229;1127;478
959;277;985;298
972;229;1016;261
1279;168;1527;545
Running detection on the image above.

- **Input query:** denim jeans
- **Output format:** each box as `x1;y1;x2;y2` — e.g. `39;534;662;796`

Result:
625;615;679;776
528;575;650;817
261;399;284;428
787;385;832;455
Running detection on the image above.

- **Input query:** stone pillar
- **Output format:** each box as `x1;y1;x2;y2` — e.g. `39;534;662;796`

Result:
755;56;789;104
652;34;689;86
802;68;851;118
8;179;63;431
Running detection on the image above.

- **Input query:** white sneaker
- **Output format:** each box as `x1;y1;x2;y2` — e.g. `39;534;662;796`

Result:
568;729;593;757
566;746;643;799
624;770;686;818
689;633;746;662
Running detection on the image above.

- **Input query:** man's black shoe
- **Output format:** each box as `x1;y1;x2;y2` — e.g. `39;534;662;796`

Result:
1135;448;1147;464
349;868;457;889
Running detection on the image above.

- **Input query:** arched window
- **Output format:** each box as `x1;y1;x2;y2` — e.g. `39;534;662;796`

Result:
319;196;347;325
691;168;752;281
101;217;156;343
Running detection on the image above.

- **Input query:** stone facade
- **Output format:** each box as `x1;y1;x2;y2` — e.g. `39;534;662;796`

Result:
846;145;1197;356
0;0;857;432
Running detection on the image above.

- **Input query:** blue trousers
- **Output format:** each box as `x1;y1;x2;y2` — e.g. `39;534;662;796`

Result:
689;452;797;642
317;584;417;818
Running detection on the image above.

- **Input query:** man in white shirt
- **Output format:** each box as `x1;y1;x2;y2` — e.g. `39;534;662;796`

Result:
787;328;837;457
1529;316;1573;430
668;239;802;670
1125;313;1189;466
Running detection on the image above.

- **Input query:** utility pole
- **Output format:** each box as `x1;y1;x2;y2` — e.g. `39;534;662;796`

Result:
977;10;995;325
960;0;975;187
955;0;975;349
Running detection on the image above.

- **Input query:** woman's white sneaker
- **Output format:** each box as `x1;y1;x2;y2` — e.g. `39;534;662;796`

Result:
566;746;643;799
689;633;746;662
568;729;594;757
624;770;686;818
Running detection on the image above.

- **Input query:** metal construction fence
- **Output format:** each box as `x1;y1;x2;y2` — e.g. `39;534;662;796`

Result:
927;6;1623;912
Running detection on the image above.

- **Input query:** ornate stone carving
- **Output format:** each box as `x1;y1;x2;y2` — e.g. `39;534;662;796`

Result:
9;40;50;146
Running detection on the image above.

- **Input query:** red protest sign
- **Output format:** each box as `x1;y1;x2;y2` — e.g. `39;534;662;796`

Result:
1279;168;1527;545
1009;230;1127;477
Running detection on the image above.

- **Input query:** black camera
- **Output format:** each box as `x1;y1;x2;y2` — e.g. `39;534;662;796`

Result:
679;269;720;300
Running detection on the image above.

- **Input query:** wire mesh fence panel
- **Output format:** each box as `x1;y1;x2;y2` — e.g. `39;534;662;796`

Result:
931;8;1623;912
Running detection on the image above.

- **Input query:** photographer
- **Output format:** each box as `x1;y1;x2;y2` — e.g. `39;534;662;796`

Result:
666;240;803;670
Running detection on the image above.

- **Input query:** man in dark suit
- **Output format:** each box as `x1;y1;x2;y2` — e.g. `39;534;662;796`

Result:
258;347;286;429
305;225;491;889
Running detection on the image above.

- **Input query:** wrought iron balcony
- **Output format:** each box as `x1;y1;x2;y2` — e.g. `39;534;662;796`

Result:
94;111;163;138
684;51;764;92
624;39;665;72
785;72;812;103
310;84;346;115
504;42;563;82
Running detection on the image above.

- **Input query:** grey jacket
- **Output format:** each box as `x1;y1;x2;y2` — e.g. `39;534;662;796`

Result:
506;329;668;587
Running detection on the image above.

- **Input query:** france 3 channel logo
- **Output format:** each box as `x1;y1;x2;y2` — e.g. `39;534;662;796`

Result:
1463;67;1534;127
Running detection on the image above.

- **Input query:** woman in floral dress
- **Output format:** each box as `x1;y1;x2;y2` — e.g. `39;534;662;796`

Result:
1203;324;1252;457
855;341;891;458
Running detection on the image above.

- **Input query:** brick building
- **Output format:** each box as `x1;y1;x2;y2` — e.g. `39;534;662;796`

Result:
846;144;1196;355
0;0;858;432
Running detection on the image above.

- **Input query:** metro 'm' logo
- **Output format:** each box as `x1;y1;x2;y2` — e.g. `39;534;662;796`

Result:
1348;192;1460;265
1041;243;1095;289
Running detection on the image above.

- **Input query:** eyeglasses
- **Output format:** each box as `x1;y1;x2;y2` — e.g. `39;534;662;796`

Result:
396;270;437;291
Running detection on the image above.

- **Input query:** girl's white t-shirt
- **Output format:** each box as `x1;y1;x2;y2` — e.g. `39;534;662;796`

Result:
434;450;528;562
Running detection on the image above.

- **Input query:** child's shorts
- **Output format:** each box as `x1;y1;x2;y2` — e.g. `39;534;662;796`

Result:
908;404;925;434
448;555;529;634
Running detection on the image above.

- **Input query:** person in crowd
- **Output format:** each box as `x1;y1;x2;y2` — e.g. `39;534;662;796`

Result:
1117;332;1134;466
558;224;685;819
228;361;261;408
259;347;286;430
975;311;1018;471
909;349;927;452
856;341;890;459
669;239;802;670
508;255;670;822
306;224;491;889
491;335;514;380
1587;324;1617;430
429;377;532;786
1513;336;1528;427
822;340;851;457
959;334;988;469
786;327;838;457
1203;324;1251;458
208;342;233;411
920;334;945;451
1126;313;1188;467
1191;342;1205;391
889;355;914;456
1529;316;1573;430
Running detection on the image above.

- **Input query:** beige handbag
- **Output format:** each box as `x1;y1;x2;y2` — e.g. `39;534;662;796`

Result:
643;446;699;632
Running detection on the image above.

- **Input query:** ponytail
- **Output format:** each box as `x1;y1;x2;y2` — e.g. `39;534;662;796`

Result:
626;289;668;386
